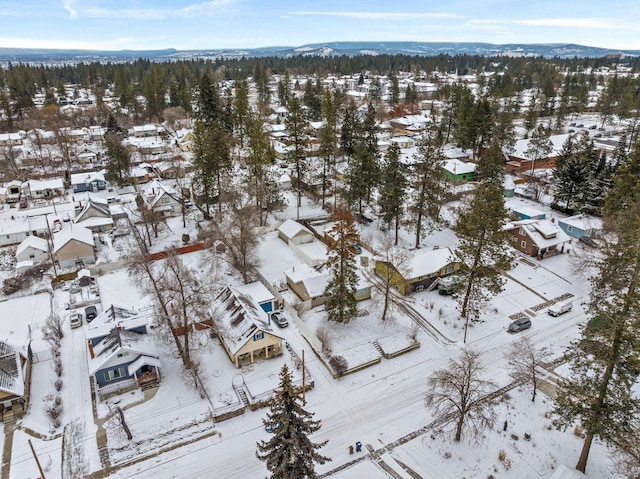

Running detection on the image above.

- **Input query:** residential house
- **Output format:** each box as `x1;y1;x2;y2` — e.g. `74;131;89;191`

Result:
0;132;23;146
375;246;460;295
88;126;107;142
235;281;279;314
284;264;371;308
53;225;95;268
557;214;603;240
175;129;195;152
25;178;65;199
132;124;159;137
505;219;571;259
506;133;572;173
442;159;476;183
74;199;113;232
75;144;100;164
71;172;106;193
389;136;416;149
212;286;285;368
143;181;183;218
15;235;49;268
88;327;161;399
0;341;30;416
4;180;23;203
0;215;49;247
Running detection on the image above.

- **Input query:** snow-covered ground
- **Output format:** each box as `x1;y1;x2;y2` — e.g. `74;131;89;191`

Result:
2;185;619;479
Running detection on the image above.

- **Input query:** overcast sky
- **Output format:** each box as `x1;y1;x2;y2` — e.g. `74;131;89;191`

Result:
0;0;638;51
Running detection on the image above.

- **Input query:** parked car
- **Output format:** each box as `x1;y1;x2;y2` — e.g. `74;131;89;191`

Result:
548;301;573;317
508;317;532;333
438;277;461;295
69;312;83;329
579;235;598;248
85;305;98;322
270;311;289;328
356;213;374;225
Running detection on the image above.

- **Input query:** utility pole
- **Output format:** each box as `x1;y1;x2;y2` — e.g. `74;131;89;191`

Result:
28;439;46;479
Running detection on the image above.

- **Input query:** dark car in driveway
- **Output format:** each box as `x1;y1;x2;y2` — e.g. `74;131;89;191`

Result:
508;317;531;333
85;305;98;322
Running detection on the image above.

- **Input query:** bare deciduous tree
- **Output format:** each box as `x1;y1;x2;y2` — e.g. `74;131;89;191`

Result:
370;232;410;321
425;348;497;442
204;197;260;284
504;336;551;402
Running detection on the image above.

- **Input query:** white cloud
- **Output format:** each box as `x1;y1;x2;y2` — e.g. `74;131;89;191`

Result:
468;17;621;30
61;0;236;21
290;11;465;20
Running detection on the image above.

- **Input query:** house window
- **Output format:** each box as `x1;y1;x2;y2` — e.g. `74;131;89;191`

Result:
253;332;265;341
567;225;573;232
117;351;129;358
29;254;35;259
520;240;527;249
103;367;126;382
445;264;454;274
162;197;170;204
519;227;525;235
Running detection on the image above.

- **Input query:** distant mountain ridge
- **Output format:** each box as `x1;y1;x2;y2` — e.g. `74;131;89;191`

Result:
0;41;638;62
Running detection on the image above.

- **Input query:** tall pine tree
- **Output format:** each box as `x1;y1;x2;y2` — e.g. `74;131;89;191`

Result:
378;144;407;245
324;207;359;323
554;143;640;473
455;182;512;342
257;364;330;479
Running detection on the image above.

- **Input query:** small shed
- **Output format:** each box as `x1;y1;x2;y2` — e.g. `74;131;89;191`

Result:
277;219;314;245
511;206;546;221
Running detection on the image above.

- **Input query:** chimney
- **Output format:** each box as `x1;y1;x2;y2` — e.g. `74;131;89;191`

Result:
87;340;95;359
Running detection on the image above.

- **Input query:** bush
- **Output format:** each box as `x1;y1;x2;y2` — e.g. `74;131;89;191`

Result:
53;358;63;377
316;326;332;354
498;449;507;462
54;379;63;391
46;396;63;420
329;355;348;377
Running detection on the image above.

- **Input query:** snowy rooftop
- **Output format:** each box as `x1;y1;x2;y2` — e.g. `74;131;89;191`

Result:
407;247;457;278
89;328;159;375
506;219;571;249
53;224;94;251
211;287;282;356
0;341;24;397
234;281;275;305
15;235;48;257
443;159;476;175
558;214;603;232
511;133;571;160
277;219;312;241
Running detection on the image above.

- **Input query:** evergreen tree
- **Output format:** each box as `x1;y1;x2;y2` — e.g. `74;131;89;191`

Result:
525;124;553;176
104;132;131;187
256;364;330;479
378;144;407;245
232;79;250;147
455;182;512;342
323;207;359;323
196;73;223;127
410;124;446;248
389;72;400;107
475;140;506;186
339;100;360;163
523;97;539;135
278;70;292;108
318;89;337;209
554;147;640;473
192;120;232;216
285;96;308;219
245;115;277;226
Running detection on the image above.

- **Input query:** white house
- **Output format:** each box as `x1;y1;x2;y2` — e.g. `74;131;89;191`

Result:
15;235;49;265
